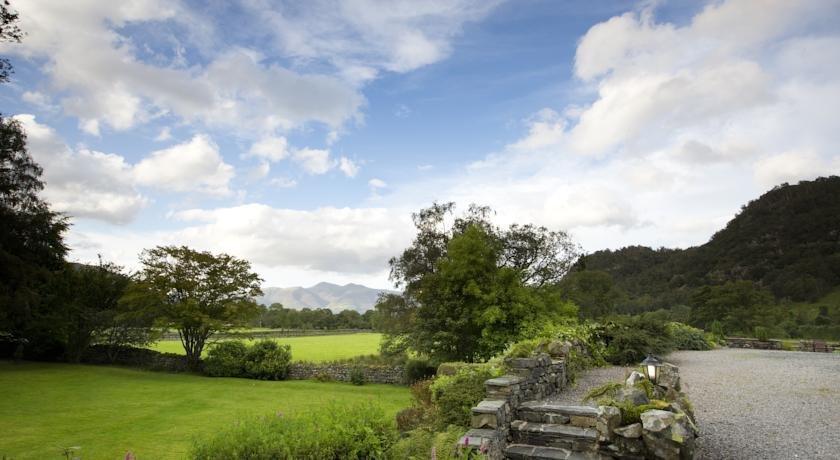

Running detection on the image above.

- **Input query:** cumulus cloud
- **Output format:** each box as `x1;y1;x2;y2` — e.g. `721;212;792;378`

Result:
293;148;336;175
14;114;147;224
753;151;838;188
248;136;289;162
368;178;387;189
133;135;235;195
170;204;413;273
339;157;360;177
246;0;505;81
4;1;363;136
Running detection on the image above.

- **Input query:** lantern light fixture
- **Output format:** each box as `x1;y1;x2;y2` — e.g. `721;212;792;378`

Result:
641;354;662;384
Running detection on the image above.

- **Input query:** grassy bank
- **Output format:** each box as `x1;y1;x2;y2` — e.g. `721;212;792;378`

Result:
0;361;409;459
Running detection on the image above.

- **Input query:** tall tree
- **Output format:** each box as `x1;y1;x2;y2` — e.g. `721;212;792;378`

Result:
379;203;579;362
0;115;68;357
125;246;262;370
0;0;23;83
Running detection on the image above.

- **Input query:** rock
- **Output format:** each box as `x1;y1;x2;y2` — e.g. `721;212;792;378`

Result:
641;409;676;433
618;386;650;406
657;363;681;391
596;405;621;442
547;340;571;358
614;422;643;439
640;410;696;460
625;371;646;387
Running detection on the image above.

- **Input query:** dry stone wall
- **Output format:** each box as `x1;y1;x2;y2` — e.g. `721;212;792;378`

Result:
287;362;404;384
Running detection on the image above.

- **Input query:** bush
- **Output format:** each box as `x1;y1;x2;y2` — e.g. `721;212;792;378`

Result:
430;364;501;428
191;402;397;459
601;316;673;365
754;326;770;341
350;366;366;385
387;426;478;460
396;407;426;432
203;341;248;377
244;340;292;380
404;358;437;384
666;322;712;350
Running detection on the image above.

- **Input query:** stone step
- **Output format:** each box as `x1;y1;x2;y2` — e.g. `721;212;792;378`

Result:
504;443;607;460
510;420;599;451
517;402;599;426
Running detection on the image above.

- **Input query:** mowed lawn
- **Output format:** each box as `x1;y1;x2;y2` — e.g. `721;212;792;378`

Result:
150;332;383;362
0;361;409;460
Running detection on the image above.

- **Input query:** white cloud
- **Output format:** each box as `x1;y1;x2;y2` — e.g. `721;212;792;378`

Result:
133;135;235;195
4;1;364;136
248;136;289;162
170;204;413;273
247;0;506;80
509;108;566;151
293;148;336;175
269;177;298;188
753;151;837;188
154;127;172;142
13;114;147;224
339;157;359;177
368;178;387;189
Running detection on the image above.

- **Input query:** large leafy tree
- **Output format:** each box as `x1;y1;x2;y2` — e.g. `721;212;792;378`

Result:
126;246;262;369
48;259;135;362
0;0;23;83
378;203;580;362
0;115;69;356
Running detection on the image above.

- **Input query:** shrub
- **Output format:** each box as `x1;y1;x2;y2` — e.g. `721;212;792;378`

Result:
243;340;292;380
754;326;770;341
191;402;397;459
430;365;501;428
666;322;712;350
404;358;437;383
203;341;248;377
601;316;673;365
387;426;479;460
396;407;426;432
350;366;366;385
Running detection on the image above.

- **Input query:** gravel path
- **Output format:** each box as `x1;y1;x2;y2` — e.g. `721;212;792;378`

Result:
547;364;635;406
544;349;840;459
668;348;840;460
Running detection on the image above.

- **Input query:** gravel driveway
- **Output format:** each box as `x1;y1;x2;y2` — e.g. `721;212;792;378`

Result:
669;348;840;460
546;348;840;459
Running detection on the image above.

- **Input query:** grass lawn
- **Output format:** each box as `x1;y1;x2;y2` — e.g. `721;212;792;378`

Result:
149;332;383;362
0;361;409;460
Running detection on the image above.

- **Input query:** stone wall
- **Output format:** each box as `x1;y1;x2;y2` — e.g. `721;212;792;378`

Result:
726;337;840;352
287;362;404;384
459;353;568;459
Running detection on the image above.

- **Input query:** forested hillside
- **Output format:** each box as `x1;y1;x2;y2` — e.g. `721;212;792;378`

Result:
564;176;840;338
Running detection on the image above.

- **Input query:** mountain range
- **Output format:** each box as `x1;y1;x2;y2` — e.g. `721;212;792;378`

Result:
255;282;395;312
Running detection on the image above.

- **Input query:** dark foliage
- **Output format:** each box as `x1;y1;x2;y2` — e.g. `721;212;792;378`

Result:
203;341;249;377
403;358;437;384
82;345;191;373
251;303;375;330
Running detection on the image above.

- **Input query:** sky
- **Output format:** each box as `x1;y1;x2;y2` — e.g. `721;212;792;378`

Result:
1;0;839;289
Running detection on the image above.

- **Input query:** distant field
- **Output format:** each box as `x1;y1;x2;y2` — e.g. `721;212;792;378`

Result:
149;332;383;362
0;361;409;460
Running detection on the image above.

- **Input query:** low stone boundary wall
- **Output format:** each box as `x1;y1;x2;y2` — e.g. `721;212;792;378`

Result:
160;328;373;340
287;362;404;384
726;337;839;352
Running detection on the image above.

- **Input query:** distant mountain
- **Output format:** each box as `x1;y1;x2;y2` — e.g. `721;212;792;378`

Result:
571;176;840;309
256;282;396;312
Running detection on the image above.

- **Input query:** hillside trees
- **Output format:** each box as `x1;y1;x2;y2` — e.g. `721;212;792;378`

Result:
377;203;580;362
124;246;263;370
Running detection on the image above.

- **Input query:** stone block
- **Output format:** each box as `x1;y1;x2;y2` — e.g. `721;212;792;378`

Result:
570;415;597;428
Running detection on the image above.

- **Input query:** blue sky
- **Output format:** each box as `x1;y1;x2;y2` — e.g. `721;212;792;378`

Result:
2;0;839;288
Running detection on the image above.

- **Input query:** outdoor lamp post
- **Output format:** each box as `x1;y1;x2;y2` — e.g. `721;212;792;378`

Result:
641;354;662;384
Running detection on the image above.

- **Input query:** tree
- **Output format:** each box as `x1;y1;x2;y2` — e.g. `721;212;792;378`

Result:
0;0;23;83
125;246;262;370
0;115;69;358
48;259;132;362
378;203;580;361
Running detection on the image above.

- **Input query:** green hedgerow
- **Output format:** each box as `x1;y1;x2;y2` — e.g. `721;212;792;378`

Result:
243;340;292;380
667;322;712;350
430;365;501;428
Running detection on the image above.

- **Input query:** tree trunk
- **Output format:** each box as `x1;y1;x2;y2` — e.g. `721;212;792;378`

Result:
179;327;209;371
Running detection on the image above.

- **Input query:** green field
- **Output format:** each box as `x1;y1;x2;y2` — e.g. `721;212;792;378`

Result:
0;361;410;460
149;332;383;362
